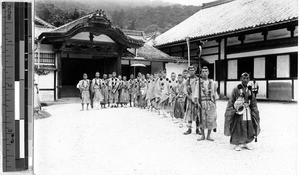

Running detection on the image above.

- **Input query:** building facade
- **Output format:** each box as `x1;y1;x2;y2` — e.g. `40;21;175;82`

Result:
35;10;178;101
153;0;298;101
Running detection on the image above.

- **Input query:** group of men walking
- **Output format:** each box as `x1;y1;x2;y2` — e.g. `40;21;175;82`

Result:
76;66;260;151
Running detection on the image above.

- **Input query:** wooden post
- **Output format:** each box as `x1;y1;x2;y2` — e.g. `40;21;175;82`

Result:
198;41;204;126
117;46;124;76
217;38;222;94
186;37;190;67
56;51;62;99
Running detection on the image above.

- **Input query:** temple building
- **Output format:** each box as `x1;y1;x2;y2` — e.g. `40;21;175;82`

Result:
152;0;298;101
34;10;180;101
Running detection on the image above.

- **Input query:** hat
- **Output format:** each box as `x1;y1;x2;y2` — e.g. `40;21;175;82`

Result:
241;72;249;77
188;66;195;71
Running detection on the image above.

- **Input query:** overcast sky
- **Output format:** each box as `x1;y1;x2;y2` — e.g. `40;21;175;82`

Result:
161;0;215;6
76;0;215;6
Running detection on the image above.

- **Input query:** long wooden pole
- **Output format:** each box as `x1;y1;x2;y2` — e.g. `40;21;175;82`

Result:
186;37;190;67
198;41;204;126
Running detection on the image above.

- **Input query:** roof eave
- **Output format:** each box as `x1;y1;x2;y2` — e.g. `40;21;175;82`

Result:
155;18;298;48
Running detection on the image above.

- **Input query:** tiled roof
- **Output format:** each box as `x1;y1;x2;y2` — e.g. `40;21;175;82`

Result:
35;26;55;39
50;14;92;33
35;16;56;29
123;29;146;39
38;11;144;47
154;0;298;46
126;43;175;61
35;17;56;39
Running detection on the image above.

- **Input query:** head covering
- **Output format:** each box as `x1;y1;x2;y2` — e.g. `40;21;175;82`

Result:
241;72;250;77
188;66;195;71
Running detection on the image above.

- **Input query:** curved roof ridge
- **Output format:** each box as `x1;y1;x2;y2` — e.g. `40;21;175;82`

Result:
35;16;56;29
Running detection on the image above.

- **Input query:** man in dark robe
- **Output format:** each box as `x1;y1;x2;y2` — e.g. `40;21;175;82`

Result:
224;72;260;151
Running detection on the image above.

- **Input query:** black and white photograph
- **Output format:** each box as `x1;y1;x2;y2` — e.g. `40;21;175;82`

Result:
0;0;299;174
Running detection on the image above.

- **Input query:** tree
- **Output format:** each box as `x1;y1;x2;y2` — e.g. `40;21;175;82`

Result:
118;9;125;29
112;10;120;26
70;8;81;21
128;20;136;30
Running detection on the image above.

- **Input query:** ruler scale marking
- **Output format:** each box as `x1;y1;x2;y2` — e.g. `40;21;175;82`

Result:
2;2;31;171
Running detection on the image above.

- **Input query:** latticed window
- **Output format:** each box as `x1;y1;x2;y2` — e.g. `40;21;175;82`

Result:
34;52;55;65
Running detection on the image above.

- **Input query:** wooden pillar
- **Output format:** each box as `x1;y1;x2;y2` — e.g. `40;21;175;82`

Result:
117;55;122;75
117;46;125;75
181;45;185;57
262;30;268;41
224;37;227;96
56;51;62;99
217;38;222;94
238;35;245;45
54;70;57;101
186;37;191;66
287;26;296;38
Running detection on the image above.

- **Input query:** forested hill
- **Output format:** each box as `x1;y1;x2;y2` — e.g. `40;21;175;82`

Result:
35;0;201;34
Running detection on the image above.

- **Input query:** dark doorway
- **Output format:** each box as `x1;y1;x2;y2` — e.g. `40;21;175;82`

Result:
61;57;117;97
122;65;133;79
238;57;254;78
265;55;277;79
133;66;151;77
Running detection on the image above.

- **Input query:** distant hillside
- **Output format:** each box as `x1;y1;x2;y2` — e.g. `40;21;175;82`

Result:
35;0;201;34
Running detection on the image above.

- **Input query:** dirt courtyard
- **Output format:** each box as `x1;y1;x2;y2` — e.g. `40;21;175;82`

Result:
34;99;298;175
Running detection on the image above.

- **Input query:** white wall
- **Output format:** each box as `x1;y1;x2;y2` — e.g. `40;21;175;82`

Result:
202;55;218;64
37;71;55;89
255;80;267;99
165;62;188;78
219;81;225;96
227;46;298;59
35;72;55;101
226;81;240;97
293;80;298;101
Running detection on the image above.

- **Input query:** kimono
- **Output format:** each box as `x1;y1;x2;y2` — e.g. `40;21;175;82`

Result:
128;79;136;105
117;80;123;104
157;78;170;109
34;83;41;111
134;78;141;106
138;79;148;107
168;79;178;114
196;79;218;130
119;80;130;104
91;78;103;107
146;79;156;102
173;82;186;119
76;79;91;104
108;77;120;104
224;84;260;145
184;76;199;122
101;79;109;105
